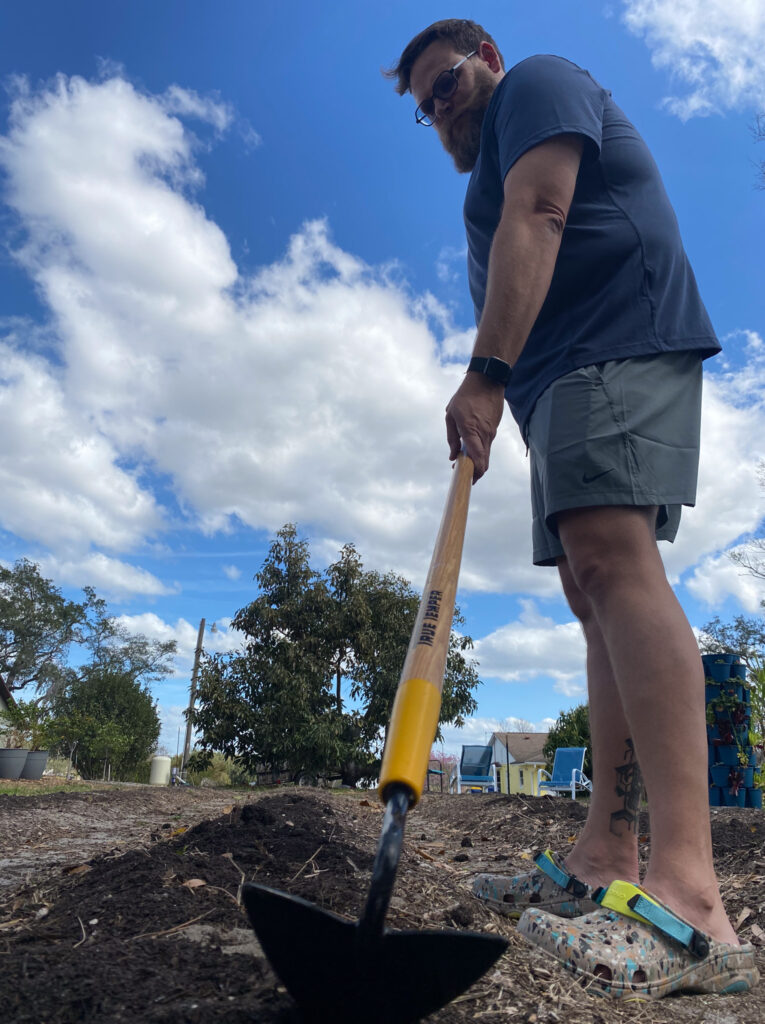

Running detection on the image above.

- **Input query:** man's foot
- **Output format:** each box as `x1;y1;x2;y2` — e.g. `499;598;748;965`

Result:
472;849;599;919
641;874;739;946
518;881;758;1000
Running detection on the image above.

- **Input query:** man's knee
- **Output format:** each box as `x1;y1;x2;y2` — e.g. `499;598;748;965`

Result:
557;556;596;627
558;506;659;602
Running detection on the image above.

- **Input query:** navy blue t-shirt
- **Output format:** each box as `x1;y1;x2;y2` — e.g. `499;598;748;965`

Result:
464;55;720;434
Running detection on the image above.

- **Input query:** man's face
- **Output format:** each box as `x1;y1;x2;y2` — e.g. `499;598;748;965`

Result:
410;41;499;173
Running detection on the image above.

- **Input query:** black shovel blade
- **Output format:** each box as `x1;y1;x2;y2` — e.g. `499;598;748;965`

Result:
243;883;508;1024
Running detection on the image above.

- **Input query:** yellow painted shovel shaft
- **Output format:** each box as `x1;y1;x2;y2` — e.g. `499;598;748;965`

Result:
379;453;473;804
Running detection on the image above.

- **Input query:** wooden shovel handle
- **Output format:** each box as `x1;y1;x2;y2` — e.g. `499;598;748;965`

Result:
378;453;473;804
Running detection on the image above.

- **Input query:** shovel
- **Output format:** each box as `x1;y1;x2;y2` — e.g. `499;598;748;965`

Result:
242;453;508;1023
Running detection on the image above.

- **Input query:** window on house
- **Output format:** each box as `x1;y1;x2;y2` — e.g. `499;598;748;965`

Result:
519;769;524;786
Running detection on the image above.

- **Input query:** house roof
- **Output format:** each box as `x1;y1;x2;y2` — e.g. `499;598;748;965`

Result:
492;731;548;765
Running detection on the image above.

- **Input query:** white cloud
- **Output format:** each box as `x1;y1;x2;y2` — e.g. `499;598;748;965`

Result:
662;332;765;585
161;85;232;132
0;69;761;607
473;600;586;684
441;326;476;360
40;553;174;599
222;564;241;580
0;70;553;598
113;612;242;672
552;677;588;699
435;245;466;284
622;0;765;118
0;341;162;552
129;615;243;755
437;713;556;759
685;547;765;610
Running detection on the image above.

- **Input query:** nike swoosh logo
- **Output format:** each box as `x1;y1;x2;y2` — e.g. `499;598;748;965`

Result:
582;468;615;484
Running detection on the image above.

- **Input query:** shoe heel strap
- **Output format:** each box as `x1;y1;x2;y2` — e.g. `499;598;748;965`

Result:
533;849;588;899
595;880;711;958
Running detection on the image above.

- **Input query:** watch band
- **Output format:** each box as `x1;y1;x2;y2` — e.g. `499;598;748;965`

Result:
467;355;513;386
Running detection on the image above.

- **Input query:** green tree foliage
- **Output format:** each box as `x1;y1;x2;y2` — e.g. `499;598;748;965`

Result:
48;668;161;780
0;698;53;749
193;524;480;784
0;559;176;698
0;559;87;694
543;703;592;780
80;589;176;684
699;614;765;740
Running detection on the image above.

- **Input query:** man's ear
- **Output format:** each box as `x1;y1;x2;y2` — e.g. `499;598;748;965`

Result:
478;41;502;74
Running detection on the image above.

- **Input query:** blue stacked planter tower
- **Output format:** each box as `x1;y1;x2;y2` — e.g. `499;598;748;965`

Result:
704;653;762;809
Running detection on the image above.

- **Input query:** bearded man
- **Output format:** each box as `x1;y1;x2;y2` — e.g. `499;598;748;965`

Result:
385;18;758;1000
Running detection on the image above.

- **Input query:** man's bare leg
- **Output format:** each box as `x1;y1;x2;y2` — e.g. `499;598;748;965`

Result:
557;504;737;945
556;558;640;889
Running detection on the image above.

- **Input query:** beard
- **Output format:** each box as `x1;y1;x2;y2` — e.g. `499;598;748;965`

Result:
439;74;497;173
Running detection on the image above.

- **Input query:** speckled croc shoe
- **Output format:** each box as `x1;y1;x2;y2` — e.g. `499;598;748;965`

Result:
472;849;599;919
518;879;759;1000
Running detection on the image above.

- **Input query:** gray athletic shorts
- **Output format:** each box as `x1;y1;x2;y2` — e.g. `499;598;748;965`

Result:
527;351;703;567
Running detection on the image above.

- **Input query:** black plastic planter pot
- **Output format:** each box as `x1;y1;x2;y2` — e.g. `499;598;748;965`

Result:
0;749;29;780
20;751;49;780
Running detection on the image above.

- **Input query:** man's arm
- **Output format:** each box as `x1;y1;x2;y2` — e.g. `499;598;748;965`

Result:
446;134;584;480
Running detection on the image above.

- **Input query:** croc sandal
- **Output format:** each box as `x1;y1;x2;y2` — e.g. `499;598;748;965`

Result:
518;879;759;1000
472;849;599;919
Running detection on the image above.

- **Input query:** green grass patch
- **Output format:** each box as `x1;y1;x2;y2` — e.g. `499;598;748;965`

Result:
0;777;110;797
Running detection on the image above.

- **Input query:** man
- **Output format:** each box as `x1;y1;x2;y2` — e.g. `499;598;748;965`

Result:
386;19;758;999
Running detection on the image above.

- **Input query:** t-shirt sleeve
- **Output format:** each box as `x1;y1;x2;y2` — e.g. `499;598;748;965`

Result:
493;55;606;180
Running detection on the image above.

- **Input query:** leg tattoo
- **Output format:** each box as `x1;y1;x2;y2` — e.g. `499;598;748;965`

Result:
610;738;644;835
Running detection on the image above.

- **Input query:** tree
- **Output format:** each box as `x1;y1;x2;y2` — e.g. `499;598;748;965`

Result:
543;703;592;780
48;668;160;780
0;698;53;749
502;717;536;733
193;524;481;783
0;559;87;694
0;560;177;699
80;588;176;685
728;461;765;584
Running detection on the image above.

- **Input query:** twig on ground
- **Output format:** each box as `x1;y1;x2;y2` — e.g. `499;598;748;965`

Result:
73;916;87;948
288;844;324;884
221;851;246;905
129;910;214;941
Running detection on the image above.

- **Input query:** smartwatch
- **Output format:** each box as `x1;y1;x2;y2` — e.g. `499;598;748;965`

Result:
467;355;513;387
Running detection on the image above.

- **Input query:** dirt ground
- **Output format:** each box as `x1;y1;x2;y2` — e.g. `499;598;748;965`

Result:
1;783;764;1024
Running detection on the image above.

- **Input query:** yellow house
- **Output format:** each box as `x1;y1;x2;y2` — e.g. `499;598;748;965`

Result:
497;759;548;795
491;732;549;796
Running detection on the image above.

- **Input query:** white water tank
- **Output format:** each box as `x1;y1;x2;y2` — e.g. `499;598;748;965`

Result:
149;755;172;786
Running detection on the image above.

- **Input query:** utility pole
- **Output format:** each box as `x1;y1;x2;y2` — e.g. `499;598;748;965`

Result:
181;618;205;775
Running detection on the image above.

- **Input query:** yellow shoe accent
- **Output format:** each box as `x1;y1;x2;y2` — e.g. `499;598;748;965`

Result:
597;880;663;922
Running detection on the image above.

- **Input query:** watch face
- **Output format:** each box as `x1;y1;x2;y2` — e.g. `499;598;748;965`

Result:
485;357;511;385
468;356;512;385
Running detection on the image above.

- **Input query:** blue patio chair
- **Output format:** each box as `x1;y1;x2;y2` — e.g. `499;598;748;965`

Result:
457;744;496;794
537;747;592;799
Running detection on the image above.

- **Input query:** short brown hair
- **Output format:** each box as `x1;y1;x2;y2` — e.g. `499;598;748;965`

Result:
384;19;504;96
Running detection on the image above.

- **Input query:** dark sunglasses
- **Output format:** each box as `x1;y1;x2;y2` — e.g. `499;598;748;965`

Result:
415;51;478;126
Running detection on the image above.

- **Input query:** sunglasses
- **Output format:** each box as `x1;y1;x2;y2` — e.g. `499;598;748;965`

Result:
415;51;478;126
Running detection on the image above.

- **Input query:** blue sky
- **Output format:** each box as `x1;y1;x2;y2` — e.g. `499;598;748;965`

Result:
0;1;763;757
